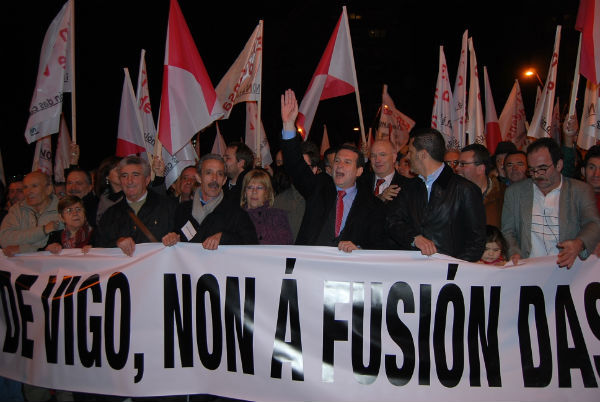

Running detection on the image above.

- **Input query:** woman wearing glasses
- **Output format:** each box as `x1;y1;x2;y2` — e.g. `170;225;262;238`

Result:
241;169;293;245
44;195;93;254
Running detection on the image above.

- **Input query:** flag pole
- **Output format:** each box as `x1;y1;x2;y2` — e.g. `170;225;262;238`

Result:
342;6;366;146
568;33;582;117
70;0;77;144
255;20;264;167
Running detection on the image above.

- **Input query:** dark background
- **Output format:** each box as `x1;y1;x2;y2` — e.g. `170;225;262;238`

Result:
3;0;581;179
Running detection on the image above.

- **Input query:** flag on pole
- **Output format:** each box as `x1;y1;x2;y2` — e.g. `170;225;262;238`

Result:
550;97;562;144
577;79;600;150
576;0;600;85
431;46;455;148
116;68;146;157
453;29;469;148
157;0;223;155
483;66;502;154
466;38;484;145
377;84;415;153
527;26;562;139
245;102;272;167
216;21;263;118
498;80;528;149
320;124;331;158
54;114;72;183
296;7;358;139
32;136;53;176
211;122;227;156
24;0;73;144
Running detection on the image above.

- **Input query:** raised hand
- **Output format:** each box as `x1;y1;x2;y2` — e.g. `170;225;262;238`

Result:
281;89;298;131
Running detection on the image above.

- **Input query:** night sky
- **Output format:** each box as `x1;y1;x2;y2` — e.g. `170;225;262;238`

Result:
3;0;581;180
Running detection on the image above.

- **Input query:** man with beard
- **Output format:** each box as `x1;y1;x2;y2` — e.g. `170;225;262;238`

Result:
581;145;600;213
501;138;600;268
175;154;258;249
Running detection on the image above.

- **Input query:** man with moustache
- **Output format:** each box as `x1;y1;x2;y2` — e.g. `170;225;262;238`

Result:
175;154;258;249
279;89;386;251
501;138;600;268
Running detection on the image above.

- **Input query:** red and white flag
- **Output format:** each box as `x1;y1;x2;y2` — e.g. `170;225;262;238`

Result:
24;0;73;144
577;79;600;149
157;0;223;155
453;30;469;148
32;136;53;176
211;122;227;156
576;0;600;85
216;21;263;118
296;7;358;139
498;80;528;149
483;66;502;154
378;84;415;153
466;38;484;145
527;26;562;139
116;68;146;157
245;102;272;167
431;46;455;147
320;124;330;158
54;114;71;183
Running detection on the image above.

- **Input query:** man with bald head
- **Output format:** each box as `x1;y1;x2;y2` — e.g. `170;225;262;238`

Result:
0;171;62;256
360;139;408;203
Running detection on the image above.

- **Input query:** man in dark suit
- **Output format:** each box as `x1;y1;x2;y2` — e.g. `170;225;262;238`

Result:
280;89;386;251
223;141;254;203
360;139;408;203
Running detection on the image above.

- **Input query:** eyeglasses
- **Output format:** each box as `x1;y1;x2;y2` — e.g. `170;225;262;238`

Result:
247;185;265;191
458;161;480;167
527;165;552;175
444;160;459;167
64;207;83;214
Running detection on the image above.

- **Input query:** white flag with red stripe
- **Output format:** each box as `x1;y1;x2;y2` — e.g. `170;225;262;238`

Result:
483;66;502;155
296;7;358;139
378;84;415;153
577;79;600;150
576;0;600;85
453;30;468;148
527;26;562;139
431;46;455;148
116;68;146;157
32;136;53;176
211;122;227;156
54;114;71;183
245;102;272;167
157;0;223;155
499;80;528;149
320;124;330;158
24;0;73;144
216;21;263;118
466;38;484;145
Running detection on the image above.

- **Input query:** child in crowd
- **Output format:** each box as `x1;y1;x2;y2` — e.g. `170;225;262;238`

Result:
45;195;93;254
479;225;507;266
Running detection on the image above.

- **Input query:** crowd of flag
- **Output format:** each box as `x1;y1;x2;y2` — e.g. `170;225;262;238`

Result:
18;0;600;190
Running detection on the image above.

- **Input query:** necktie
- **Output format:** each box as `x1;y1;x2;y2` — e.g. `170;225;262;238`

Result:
374;178;385;196
335;190;346;237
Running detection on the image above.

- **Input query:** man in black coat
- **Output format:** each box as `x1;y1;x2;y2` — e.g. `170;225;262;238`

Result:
175;154;258;249
280;89;386;251
386;127;486;261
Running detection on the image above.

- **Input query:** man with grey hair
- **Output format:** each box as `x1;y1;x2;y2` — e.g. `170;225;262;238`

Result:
175;153;258;249
94;155;179;256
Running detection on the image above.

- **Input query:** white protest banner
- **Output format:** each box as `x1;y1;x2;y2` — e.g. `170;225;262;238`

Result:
0;244;598;401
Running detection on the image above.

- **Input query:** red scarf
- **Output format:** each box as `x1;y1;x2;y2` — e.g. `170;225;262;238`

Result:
61;223;92;249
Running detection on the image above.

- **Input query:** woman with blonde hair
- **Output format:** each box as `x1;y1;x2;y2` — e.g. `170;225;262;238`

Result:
241;169;293;245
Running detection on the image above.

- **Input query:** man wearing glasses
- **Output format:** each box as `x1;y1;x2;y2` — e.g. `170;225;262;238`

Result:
501;138;600;268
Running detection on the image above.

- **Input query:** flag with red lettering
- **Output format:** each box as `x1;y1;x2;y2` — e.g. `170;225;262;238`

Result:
320;124;330;158
245;102;272;167
157;0;223;155
483;67;502;154
498;80;528;149
116;68;146;157
296;7;358;139
216;21;263;119
24;0;72;144
453;30;469;148
32;136;53;176
576;0;600;84
577;79;600;149
431;46;455;147
54;114;71;183
527;26;561;139
378;84;415;153
466;38;484;145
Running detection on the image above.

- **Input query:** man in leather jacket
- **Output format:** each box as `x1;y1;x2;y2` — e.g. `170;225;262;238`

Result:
386;127;486;261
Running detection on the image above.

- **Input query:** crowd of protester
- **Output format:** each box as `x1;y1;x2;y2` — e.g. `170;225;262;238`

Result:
1;90;599;401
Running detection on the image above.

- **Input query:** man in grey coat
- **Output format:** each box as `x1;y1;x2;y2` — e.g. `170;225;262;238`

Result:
501;138;600;268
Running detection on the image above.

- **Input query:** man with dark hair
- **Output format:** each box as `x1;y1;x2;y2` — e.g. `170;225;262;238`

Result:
501;137;600;268
457;143;505;228
223;141;255;202
492;141;517;185
503;150;528;185
323;146;337;176
301;140;320;174
386;127;486;261
581;144;600;213
66;167;99;228
280;89;386;251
